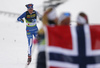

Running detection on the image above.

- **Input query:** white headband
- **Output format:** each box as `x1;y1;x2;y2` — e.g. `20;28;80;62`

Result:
58;13;70;24
47;8;57;20
77;15;86;24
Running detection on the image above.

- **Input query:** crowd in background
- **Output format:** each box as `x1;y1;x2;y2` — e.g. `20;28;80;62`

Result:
36;7;89;68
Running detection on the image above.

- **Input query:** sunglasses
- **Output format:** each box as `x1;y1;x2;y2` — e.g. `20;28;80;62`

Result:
28;8;33;10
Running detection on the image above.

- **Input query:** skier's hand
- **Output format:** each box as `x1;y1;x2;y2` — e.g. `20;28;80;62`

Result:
21;19;24;23
39;17;42;21
33;38;38;45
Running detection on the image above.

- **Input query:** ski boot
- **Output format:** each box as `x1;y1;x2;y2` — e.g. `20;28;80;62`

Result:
27;55;31;65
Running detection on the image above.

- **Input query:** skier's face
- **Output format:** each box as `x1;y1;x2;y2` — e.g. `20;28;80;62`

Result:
28;8;33;14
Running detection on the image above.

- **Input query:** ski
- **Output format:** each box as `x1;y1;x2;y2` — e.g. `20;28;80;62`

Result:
25;63;29;68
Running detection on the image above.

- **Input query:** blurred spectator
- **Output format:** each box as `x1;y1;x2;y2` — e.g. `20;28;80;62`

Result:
36;7;58;68
42;7;58;25
58;12;71;25
77;12;88;25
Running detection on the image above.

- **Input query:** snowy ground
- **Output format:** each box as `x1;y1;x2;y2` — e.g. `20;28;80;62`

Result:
0;14;39;68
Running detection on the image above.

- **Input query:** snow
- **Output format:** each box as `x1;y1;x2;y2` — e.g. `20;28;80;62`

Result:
0;0;100;24
0;15;38;68
0;0;44;14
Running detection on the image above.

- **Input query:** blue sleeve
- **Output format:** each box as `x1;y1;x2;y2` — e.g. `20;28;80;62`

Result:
17;12;26;21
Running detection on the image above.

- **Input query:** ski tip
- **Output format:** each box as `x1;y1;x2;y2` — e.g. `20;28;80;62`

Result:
27;62;31;65
25;62;30;68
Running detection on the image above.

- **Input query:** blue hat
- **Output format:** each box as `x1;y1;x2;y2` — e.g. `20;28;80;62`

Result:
25;4;33;9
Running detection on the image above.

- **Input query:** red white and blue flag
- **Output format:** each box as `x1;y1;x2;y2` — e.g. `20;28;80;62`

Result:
44;25;100;68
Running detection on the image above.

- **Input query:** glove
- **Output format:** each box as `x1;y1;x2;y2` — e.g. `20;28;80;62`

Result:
33;38;38;44
39;17;42;21
20;19;24;23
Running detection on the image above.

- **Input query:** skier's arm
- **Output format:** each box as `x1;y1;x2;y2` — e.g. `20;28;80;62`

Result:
36;11;42;21
17;12;26;23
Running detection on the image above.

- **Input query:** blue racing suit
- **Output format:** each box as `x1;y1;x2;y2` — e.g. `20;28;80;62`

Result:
17;10;40;56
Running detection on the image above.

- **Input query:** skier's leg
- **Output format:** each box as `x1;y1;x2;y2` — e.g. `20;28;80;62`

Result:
34;32;38;38
33;28;38;38
33;25;38;38
27;36;33;56
27;32;33;65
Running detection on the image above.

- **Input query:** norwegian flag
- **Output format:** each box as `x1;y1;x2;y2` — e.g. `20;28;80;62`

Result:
44;25;100;68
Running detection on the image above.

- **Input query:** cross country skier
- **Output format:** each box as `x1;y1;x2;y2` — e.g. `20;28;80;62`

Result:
17;3;42;65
